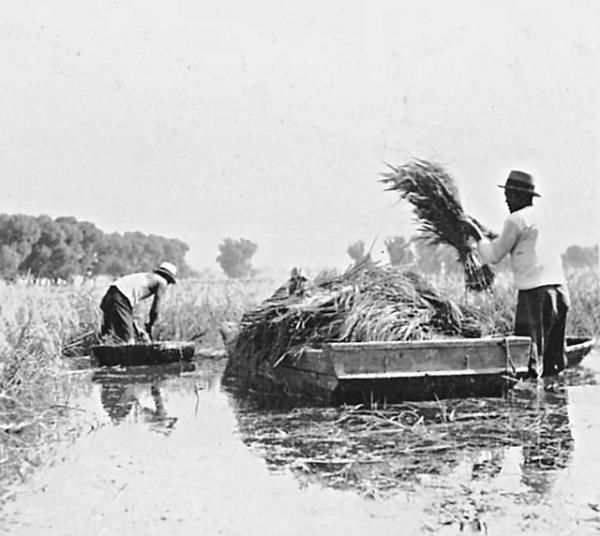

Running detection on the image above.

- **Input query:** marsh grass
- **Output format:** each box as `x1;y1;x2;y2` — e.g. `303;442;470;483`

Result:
139;277;277;346
0;282;100;499
439;268;600;337
564;268;600;335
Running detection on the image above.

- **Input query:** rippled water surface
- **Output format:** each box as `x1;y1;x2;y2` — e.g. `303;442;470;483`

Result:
2;351;600;535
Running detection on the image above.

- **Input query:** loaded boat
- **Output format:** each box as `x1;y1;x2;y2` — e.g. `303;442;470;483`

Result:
224;335;595;405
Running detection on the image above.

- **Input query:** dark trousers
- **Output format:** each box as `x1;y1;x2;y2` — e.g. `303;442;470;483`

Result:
100;286;134;343
515;285;569;377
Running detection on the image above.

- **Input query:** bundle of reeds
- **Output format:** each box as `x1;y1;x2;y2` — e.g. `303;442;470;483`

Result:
380;159;494;291
227;261;487;374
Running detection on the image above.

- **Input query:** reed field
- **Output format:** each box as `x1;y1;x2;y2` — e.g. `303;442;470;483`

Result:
0;268;598;498
441;267;600;337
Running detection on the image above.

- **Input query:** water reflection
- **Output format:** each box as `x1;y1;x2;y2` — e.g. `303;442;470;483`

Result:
4;354;598;535
85;355;592;530
92;362;195;435
99;383;137;422
229;381;575;497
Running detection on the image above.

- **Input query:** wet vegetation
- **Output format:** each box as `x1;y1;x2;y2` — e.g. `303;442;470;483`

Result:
235;390;574;498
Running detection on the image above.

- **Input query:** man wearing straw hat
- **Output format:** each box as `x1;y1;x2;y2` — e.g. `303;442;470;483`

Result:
99;261;177;344
467;171;569;386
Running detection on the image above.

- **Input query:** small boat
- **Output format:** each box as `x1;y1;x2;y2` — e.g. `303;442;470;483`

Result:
225;335;595;405
566;336;595;367
91;341;195;367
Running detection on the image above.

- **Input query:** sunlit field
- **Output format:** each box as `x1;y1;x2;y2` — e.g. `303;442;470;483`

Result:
0;268;597;498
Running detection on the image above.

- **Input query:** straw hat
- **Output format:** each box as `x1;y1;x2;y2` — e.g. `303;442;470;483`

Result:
154;262;177;284
498;170;540;197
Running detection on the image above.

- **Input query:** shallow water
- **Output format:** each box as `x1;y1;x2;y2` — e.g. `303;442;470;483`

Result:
2;352;600;535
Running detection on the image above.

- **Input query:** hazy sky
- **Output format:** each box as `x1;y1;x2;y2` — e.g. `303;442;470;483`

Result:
1;1;599;273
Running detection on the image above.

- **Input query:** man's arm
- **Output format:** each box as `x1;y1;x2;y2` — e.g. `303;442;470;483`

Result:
477;217;520;265
146;282;167;334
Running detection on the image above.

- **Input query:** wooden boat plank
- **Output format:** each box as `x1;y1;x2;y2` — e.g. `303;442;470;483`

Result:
335;373;513;403
324;337;531;377
278;367;338;398
280;348;336;376
336;366;530;381
326;336;531;351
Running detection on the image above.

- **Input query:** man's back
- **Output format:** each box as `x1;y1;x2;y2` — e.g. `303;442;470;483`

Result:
114;272;167;307
479;204;565;290
507;205;565;289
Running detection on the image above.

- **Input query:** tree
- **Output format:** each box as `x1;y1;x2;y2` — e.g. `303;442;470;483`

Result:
0;245;20;280
347;240;371;264
562;244;599;269
411;240;461;276
385;236;414;266
216;238;257;278
77;221;104;277
21;216;65;280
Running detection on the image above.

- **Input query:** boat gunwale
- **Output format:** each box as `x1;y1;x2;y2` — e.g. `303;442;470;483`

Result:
325;336;531;352
279;335;594;377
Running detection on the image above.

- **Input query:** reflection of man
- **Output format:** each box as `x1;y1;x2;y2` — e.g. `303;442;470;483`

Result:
99;382;177;433
100;384;137;423
467;171;569;384
520;392;573;495
99;262;177;344
138;383;178;435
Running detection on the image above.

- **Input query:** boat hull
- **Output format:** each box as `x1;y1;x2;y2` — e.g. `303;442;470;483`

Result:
91;341;195;367
225;335;595;405
303;336;531;404
566;336;595;367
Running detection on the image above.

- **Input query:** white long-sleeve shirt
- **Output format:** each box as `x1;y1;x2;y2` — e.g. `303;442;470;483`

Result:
477;205;565;290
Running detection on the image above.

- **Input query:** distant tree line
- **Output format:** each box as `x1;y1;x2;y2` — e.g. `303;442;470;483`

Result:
0;214;195;281
347;236;599;274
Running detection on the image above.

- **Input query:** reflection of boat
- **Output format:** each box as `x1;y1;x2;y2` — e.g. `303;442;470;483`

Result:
91;341;195;367
226;336;595;405
93;363;187;433
92;361;195;385
231;390;573;503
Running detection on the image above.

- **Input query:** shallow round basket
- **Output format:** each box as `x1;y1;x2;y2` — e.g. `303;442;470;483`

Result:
91;341;195;367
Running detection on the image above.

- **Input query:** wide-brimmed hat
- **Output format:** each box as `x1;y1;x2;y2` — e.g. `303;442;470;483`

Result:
498;170;540;197
154;261;177;284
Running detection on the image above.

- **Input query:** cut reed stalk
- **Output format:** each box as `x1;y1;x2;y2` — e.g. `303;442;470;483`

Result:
380;159;494;291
